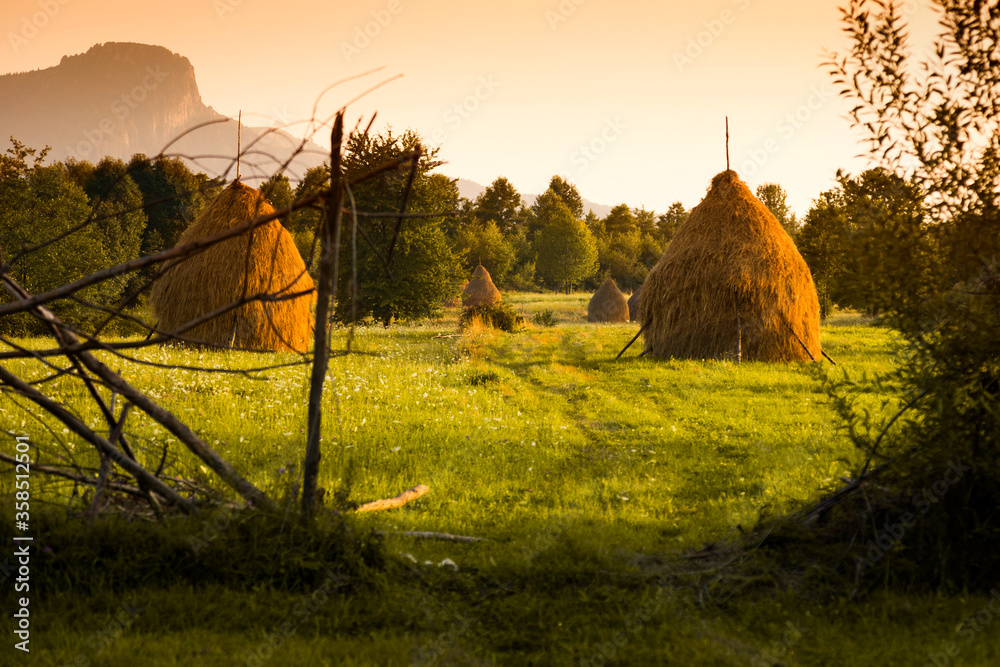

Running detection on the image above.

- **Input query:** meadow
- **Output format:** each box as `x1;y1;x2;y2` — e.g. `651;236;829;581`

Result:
2;293;998;666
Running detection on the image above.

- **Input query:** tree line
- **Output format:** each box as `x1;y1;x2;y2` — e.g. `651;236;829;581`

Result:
3;121;902;331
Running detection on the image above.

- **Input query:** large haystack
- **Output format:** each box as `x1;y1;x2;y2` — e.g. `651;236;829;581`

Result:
150;181;315;352
588;278;629;323
627;284;641;322
638;170;820;362
462;264;501;307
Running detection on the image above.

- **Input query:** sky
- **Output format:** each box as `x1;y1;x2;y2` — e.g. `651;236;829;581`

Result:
1;0;943;217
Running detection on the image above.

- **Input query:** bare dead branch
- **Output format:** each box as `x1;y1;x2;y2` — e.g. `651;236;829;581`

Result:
0;273;275;512
0;364;193;512
303;112;345;517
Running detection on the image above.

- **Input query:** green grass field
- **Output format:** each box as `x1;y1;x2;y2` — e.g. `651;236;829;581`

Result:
2;294;997;666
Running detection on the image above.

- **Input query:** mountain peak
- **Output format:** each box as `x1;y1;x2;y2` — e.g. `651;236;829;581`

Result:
0;42;324;181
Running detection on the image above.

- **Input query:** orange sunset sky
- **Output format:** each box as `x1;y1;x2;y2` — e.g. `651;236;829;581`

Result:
1;0;941;215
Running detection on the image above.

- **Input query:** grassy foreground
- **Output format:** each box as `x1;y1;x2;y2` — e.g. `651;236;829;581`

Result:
2;294;998;666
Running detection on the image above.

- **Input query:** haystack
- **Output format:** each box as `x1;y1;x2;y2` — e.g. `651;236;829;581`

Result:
150;181;315;352
588;278;629;323
638;170;820;362
462;264;501;307
627;284;642;322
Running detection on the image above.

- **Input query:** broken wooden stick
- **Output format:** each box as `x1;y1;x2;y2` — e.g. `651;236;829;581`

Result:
355;484;429;513
821;349;838;365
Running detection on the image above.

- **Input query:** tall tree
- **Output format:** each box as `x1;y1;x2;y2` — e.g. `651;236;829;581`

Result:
633;206;657;236
656;202;688;244
798;169;928;317
336;128;459;325
603;204;637;236
0;142;107;334
82;157;148;303
454;220;515;285
756;183;798;239
534;198;598;291
544;175;583;218
797;190;845;318
474;176;523;234
259;173;294;228
127;154;219;255
819;0;1000;589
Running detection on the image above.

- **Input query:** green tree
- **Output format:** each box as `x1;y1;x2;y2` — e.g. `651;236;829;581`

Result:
259;173;294;228
603;204;636;236
656;202;688;244
836;169;929;316
63;157;96;192
797;189;847;318
534;198;598;291
0;142;108;334
474;176;523;234
506;226;537;290
336;128;459;325
817;0;1000;589
545;175;583;219
597;229;645;289
454;220;515;285
82;157;148;303
290;165;330;233
584;210;603;237
633;206;657;237
798;169;929;317
756;183;798;239
127;154;220;255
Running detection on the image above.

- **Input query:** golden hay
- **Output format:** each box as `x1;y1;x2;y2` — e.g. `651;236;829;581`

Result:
150;181;315;353
638;170;821;362
472;264;492;281
588;278;630;323
462;264;502;307
627;284;642;322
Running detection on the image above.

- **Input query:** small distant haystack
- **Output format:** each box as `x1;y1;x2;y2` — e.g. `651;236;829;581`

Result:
151;181;315;353
588;278;630;323
627;284;642;322
639;170;821;362
462;264;501;307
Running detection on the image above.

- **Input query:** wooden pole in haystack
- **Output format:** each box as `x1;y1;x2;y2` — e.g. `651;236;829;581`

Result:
736;306;742;364
236;110;242;182
303;112;345;517
726;116;730;171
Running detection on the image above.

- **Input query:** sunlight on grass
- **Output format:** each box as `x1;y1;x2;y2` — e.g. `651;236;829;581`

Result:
1;307;901;565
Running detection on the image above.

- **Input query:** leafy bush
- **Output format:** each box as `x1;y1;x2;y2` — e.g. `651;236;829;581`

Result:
531;309;557;327
804;0;1000;592
459;302;524;332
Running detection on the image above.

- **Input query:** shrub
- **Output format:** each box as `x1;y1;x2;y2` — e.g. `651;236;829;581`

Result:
459;302;524;332
531;309;557;327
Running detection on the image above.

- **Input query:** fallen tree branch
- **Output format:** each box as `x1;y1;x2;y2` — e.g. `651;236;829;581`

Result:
0;365;194;512
0;273;275;513
355;484;429;513
0;452;143;496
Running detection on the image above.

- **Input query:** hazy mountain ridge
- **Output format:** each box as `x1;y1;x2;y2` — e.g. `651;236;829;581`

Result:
0;42;326;181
